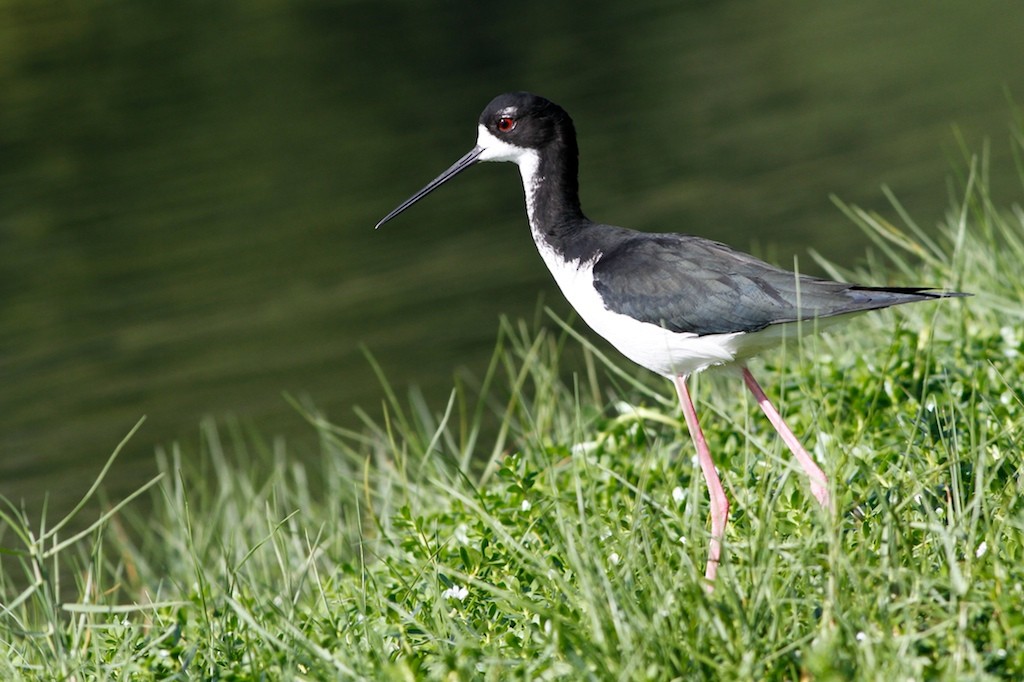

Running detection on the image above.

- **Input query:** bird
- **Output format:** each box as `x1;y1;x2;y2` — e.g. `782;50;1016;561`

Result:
375;91;966;584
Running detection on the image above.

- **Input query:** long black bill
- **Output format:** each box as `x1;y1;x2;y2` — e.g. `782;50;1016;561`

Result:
375;146;485;229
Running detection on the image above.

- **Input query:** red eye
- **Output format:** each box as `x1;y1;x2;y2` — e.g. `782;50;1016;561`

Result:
497;116;516;132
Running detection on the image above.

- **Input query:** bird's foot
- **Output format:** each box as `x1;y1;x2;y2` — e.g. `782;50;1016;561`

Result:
811;481;830;510
703;558;719;592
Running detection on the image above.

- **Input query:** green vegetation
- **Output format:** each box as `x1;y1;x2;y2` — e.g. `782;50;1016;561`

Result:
2;153;1022;680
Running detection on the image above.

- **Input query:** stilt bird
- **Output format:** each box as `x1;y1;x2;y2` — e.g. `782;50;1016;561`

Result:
376;92;966;583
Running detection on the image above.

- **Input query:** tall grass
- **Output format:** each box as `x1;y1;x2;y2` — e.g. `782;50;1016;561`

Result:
1;149;1022;679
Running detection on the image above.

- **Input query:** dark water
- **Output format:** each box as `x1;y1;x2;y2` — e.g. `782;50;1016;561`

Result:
2;1;1023;513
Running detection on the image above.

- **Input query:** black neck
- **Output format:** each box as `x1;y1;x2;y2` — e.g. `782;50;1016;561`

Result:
529;122;587;236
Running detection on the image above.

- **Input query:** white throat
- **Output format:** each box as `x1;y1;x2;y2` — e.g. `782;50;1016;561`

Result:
476;126;542;228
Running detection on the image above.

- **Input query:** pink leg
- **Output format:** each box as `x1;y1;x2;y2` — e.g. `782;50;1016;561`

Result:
673;375;729;585
741;366;829;508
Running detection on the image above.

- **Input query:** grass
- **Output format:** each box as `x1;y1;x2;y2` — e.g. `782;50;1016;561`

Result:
2;149;1024;680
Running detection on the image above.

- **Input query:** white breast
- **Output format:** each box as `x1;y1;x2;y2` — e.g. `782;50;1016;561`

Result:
529;234;770;378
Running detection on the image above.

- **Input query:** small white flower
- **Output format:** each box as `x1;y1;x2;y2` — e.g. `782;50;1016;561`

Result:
613;401;636;415
571;440;598;455
856;631;867;642
678;535;687;545
442;584;468;602
976;541;988;558
672;486;685;503
1000;326;1020;358
453;524;469;545
520;499;532;512
609;552;620;565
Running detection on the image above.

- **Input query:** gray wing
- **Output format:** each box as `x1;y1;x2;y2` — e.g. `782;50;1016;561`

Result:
590;233;947;335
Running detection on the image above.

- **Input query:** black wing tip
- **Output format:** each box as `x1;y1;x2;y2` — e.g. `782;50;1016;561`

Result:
851;285;972;299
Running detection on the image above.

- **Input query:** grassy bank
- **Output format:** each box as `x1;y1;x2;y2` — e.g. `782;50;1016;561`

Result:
2;154;1022;679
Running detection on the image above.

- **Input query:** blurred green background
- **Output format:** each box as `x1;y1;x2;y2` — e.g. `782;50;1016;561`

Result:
2;0;1023;512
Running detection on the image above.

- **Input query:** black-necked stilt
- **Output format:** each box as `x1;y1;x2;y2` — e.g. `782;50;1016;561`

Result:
376;92;966;584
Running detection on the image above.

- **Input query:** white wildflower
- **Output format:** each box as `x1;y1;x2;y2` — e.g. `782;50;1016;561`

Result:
609;552;620;565
976;541;988;558
571;440;598;455
442;584;468;602
672;486;685;504
521;499;532;512
1000;326;1020;358
614;401;636;415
